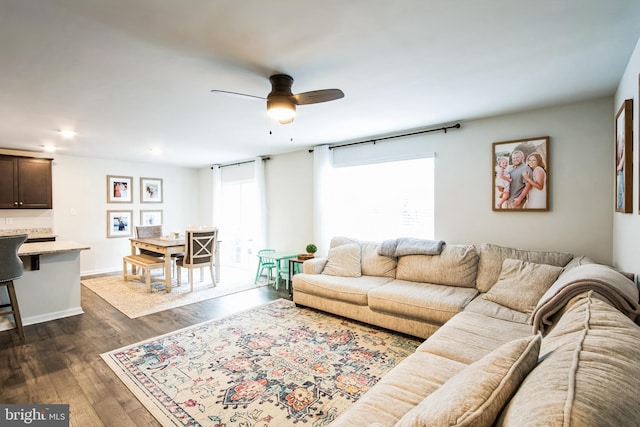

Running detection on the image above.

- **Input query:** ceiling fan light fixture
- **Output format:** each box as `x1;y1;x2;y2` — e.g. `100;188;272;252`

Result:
267;96;296;123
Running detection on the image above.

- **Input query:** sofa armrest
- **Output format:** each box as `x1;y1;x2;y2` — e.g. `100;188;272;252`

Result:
303;257;327;274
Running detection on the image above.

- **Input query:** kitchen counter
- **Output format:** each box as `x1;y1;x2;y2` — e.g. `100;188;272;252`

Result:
19;240;90;256
0;239;90;333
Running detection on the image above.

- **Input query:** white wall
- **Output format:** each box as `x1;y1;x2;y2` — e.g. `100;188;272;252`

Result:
0;154;200;275
264;150;313;253
435;98;613;263
0;96;617;276
197;166;213;225
265;97;614;264
613;36;640;272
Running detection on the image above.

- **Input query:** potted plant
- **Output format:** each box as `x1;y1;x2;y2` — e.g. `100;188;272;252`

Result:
299;243;317;260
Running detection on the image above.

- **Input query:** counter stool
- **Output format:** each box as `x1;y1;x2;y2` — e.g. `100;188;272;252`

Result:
0;234;28;340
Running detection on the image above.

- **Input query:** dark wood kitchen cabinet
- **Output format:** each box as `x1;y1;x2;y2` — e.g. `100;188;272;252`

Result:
0;155;53;209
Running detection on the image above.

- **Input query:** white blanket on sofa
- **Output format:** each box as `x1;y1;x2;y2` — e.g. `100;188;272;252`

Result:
530;263;640;334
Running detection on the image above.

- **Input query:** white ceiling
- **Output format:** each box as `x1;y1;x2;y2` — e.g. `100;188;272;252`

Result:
1;0;639;167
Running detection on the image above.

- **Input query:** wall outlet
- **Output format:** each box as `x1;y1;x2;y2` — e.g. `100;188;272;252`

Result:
5;217;13;225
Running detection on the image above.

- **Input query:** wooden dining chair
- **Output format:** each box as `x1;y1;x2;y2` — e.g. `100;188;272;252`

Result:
176;227;218;292
134;225;163;256
135;224;184;277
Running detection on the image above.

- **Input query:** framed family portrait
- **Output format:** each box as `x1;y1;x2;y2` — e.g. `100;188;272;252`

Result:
140;209;163;226
141;177;163;203
107;175;133;203
616;99;633;213
107;210;133;238
492;136;549;211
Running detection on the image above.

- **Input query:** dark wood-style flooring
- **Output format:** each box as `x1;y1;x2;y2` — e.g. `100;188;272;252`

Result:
0;277;290;426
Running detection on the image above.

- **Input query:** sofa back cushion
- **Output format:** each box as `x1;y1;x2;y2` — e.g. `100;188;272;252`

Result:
397;334;541;427
496;292;640;426
476;243;573;293
482;259;563;314
360;241;397;278
396;244;478;287
329;236;397;278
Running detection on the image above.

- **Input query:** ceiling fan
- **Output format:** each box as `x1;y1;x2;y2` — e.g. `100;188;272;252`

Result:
211;74;344;124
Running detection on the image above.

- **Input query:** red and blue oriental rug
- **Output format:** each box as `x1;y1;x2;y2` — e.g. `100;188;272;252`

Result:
101;299;420;426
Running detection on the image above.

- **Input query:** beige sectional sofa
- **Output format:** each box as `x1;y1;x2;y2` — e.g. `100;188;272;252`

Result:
291;237;640;426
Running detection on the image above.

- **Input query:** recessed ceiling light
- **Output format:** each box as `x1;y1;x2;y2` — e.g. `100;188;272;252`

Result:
42;145;56;153
150;147;163;156
58;130;76;139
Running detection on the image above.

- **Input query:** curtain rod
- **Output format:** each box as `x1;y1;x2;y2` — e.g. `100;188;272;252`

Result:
215;157;271;169
327;123;461;150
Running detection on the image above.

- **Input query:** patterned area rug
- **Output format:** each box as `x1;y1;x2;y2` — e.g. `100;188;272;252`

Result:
82;267;265;318
101;299;420;426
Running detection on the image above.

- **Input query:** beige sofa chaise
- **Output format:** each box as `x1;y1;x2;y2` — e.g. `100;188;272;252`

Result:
292;237;640;426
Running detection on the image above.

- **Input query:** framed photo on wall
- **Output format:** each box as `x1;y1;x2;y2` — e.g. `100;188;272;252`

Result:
107;210;133;238
141;177;163;203
615;99;633;213
107;175;133;203
492;136;549;211
140;209;163;226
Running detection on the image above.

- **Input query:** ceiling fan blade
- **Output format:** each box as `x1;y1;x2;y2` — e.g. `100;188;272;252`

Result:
210;89;265;101
294;89;344;105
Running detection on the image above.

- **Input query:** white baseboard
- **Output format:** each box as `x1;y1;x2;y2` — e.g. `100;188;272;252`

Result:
22;307;84;326
81;267;120;277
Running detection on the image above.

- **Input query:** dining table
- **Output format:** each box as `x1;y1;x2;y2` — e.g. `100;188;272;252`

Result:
262;251;299;290
129;236;221;292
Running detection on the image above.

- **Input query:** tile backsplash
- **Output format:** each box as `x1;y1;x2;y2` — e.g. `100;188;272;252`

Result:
0;227;54;237
0;210;53;229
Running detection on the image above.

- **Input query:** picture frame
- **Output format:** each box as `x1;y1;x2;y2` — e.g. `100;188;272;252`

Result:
107;175;133;203
615;99;633;213
140;209;163;226
492;136;549;211
141;177;163;203
107;210;133;238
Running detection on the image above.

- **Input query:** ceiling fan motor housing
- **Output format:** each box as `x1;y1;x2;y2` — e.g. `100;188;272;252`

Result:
267;74;297;122
268;74;295;98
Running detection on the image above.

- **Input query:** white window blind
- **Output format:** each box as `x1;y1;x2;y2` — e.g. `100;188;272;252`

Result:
326;156;435;242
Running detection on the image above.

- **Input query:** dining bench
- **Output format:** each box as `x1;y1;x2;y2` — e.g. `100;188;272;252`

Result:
123;254;167;291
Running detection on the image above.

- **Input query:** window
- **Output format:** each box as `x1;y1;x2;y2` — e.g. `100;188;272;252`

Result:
219;165;259;271
326;157;434;241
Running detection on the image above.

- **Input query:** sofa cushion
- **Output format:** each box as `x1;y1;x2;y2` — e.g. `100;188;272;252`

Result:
361;241;397;278
322;243;362;277
397;334;541;427
330;236;358;248
558;255;595;278
464;296;530;324
482;258;563;314
329;237;397;278
293;273;393;305
417;311;532;365
476;243;573;293
496;292;640;426
396;244;478;288
330;351;466;427
368;280;478;325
